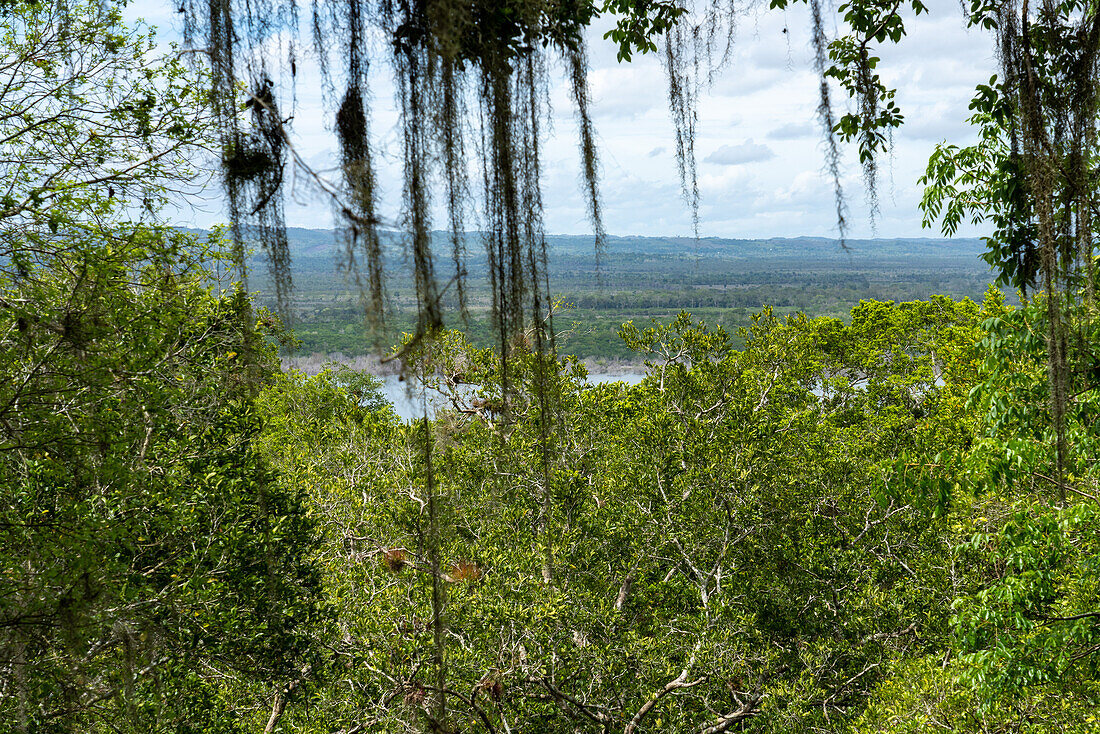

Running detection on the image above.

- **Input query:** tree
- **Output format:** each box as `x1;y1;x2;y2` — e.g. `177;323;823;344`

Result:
907;2;1100;719
917;2;1100;491
0;0;208;253
0;228;322;732
850;292;1100;732
0;3;320;730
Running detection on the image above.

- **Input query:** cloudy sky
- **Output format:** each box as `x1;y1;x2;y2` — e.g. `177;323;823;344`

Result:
132;0;997;239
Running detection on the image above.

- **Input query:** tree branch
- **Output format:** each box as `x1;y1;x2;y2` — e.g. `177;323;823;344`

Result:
697;691;765;734
534;678;612;728
626;639;705;734
625;668;705;733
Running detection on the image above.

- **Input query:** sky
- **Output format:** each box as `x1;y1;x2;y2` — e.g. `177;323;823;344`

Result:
129;0;998;240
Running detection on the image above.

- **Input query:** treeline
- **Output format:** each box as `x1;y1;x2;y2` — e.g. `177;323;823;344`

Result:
245;231;996;362
1;230;319;732
283;274;997;361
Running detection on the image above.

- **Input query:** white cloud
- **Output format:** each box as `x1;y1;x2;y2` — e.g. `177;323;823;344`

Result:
705;139;776;166
766;121;814;140
588;62;666;120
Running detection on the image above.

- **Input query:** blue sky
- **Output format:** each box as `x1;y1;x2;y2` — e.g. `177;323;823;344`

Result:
129;0;997;240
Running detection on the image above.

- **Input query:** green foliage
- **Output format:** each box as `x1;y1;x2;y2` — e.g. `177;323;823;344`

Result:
0;4;318;730
258;298;987;732
919;78;1041;291
908;1;1100;718
0;227;320;731
0;0;209;240
849;289;1100;731
601;0;689;61
2;2;1098;732
943;298;1100;723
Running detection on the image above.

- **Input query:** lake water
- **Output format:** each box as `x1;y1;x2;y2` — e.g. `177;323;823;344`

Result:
381;372;647;421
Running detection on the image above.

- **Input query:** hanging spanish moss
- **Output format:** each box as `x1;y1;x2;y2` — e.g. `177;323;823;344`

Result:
980;0;1100;496
664;26;701;238
854;53;881;223
566;38;606;267
656;2;736;238
435;54;471;318
229;75;294;313
185;0;615;366
479;53;543;400
189;0;903;353
393;9;445;336
331;0;387;334
996;11;1041;293
183;0;300;313
809;0;848;243
517;51;559;582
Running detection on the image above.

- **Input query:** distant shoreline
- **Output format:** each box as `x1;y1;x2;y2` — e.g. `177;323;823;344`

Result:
281;352;647;377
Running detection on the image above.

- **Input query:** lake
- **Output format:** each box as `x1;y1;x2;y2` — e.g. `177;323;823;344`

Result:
381;372;647;421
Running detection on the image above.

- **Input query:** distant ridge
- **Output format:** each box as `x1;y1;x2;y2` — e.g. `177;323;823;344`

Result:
178;227;986;264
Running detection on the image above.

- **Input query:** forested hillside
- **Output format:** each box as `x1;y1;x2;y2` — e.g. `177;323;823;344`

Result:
2;0;1100;733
